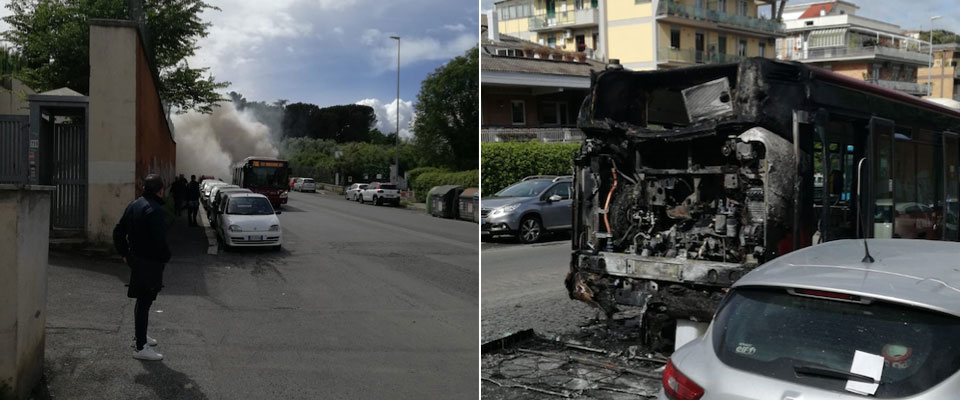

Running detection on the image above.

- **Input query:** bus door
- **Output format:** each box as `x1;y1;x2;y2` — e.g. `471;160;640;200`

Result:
943;132;959;241
813;112;866;242
862;117;895;238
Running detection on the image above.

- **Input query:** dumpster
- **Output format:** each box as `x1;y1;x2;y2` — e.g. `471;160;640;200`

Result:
458;188;479;222
429;185;463;219
424;186;442;215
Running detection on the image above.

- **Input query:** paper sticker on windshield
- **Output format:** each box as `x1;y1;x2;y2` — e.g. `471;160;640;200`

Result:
882;344;913;369
735;342;757;356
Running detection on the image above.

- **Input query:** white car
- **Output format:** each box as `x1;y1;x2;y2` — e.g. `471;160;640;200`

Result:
201;181;227;204
345;183;368;201
207;184;238;208
360;182;400;206
216;193;282;250
293;177;316;193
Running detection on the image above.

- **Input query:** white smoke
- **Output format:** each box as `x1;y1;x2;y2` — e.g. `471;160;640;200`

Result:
172;101;279;180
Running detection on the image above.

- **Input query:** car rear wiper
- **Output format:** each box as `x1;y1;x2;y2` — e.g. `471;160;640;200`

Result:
794;363;877;384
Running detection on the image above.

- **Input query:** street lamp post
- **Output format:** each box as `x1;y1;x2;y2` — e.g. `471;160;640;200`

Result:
929;15;942;97
390;36;400;184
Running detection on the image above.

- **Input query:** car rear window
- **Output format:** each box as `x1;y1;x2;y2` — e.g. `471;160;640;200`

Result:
712;287;960;398
380;184;397;190
303;179;314;183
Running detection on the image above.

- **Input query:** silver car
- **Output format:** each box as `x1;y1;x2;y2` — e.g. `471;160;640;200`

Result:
661;239;960;400
345;183;368;201
480;176;572;243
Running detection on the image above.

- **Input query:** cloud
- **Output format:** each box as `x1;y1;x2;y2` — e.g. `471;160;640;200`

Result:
360;29;476;73
443;23;467;31
333;26;344;35
356;97;415;139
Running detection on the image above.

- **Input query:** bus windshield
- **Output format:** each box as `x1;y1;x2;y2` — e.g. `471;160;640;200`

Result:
246;166;287;188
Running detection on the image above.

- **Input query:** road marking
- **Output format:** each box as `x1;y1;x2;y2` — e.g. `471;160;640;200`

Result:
198;207;218;255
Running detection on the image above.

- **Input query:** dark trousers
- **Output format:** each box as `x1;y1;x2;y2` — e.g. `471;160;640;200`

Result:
174;198;184;216
134;297;153;350
187;205;199;226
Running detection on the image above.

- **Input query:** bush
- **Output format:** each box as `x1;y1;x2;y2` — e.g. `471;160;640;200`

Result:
481;141;580;194
407;167;447;187
412;170;478;202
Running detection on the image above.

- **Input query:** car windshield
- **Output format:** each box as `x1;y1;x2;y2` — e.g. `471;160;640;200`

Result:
494;180;552;197
380;184;397;190
712;287;960;398
226;197;275;215
247;166;287;188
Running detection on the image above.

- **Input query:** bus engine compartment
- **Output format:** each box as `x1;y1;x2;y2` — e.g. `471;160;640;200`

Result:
566;59;806;350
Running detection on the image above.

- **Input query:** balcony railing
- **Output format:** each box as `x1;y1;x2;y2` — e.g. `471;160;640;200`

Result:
865;79;929;95
656;0;783;34
797;46;931;65
658;47;745;65
529;8;599;31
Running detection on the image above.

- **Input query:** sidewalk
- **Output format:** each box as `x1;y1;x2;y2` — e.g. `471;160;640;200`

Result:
42;215;212;400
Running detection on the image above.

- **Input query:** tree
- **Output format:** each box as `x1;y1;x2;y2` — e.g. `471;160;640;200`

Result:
918;29;960;45
3;0;228;114
411;46;478;170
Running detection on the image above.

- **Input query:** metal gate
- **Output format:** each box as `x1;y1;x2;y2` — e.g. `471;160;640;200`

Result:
51;123;87;231
0;115;28;184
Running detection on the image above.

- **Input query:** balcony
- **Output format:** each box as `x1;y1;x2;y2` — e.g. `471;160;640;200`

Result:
656;0;783;35
658;47;745;66
796;46;931;65
865;79;929;96
529;8;599;31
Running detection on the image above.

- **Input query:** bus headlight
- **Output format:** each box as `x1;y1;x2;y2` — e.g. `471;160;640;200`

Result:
280;191;288;198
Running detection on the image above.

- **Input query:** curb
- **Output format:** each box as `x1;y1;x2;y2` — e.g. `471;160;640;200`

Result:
198;206;218;255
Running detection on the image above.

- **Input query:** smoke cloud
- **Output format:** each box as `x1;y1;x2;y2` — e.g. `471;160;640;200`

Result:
172;101;279;180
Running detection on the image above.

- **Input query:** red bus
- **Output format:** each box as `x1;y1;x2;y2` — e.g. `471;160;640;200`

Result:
232;157;291;207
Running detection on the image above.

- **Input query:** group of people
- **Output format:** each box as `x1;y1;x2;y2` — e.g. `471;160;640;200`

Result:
168;174;202;226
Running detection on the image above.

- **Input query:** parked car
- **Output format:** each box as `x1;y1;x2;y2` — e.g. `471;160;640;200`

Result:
360;182;400;206
480;176;572;243
207;184;238;208
345;183;368;201
293;177;316;193
201;181;228;204
209;188;252;225
660;239;960;400
216;193;282;250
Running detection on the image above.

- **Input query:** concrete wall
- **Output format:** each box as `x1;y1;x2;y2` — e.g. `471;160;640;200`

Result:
0;185;53;400
0;79;34;116
134;39;176;192
87;22;138;244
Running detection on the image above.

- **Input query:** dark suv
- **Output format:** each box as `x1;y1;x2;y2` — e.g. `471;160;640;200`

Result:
481;176;572;243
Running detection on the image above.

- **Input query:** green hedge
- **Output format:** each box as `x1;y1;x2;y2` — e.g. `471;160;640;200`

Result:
412;170;478;202
407;167;448;187
481;142;580;194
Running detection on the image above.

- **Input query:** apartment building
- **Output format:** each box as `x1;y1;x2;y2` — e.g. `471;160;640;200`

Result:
776;1;931;96
918;44;960;100
493;0;785;69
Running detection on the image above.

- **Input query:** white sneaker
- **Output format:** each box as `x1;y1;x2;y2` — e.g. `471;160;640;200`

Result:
133;346;163;361
147;336;158;346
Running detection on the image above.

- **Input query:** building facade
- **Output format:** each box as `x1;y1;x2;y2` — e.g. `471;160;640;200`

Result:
776;1;931;96
918;44;960;101
493;0;785;69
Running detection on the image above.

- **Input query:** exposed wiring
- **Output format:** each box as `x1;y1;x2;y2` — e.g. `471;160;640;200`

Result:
603;167;618;234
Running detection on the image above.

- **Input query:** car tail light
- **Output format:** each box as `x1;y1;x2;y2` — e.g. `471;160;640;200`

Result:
663;360;704;400
790;288;864;303
377;190;384;193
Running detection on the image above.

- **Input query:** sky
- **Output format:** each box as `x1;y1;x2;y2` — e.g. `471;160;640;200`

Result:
480;0;960;33
0;0;479;138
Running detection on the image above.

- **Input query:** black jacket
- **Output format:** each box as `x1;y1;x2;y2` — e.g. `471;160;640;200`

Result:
185;180;201;201
113;193;171;299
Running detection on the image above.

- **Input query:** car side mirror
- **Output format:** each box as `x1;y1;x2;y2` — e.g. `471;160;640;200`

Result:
548;194;562;202
275;210;282;215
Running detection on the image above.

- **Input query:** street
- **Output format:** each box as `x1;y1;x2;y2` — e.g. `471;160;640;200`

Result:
43;190;478;399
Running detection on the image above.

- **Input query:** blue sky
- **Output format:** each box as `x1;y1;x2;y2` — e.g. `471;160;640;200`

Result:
0;0;479;138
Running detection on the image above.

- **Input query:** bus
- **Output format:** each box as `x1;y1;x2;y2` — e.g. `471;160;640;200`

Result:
231;157;291;208
565;57;960;350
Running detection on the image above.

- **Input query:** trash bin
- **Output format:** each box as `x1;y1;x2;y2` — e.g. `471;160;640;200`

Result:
458;188;478;222
428;185;463;219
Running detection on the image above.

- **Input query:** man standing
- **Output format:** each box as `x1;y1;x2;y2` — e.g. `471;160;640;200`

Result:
113;174;171;361
185;175;201;227
170;175;186;217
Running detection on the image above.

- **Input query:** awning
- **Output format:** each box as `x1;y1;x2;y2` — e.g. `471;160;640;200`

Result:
808;28;848;49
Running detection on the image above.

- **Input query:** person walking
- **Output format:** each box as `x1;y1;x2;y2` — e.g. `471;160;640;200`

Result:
170;175;186;217
113;174;171;361
185;175;201;227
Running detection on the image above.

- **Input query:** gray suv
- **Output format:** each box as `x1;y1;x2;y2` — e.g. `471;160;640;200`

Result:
481;176;572;243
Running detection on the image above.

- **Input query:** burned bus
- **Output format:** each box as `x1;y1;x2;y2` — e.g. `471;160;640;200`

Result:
565;57;960;350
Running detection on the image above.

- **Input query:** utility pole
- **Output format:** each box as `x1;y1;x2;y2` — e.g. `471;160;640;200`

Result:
390;35;401;184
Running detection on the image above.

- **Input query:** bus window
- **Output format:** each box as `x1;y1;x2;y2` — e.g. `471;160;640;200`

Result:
871;119;895;239
814;118;863;242
893;129;943;240
945;133;959;241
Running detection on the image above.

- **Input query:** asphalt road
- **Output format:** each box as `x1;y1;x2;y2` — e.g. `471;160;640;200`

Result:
480;242;596;343
43;190;479;399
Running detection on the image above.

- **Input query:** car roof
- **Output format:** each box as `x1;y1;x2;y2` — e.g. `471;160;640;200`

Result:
733;239;960;317
225;192;268;199
519;176;572;183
